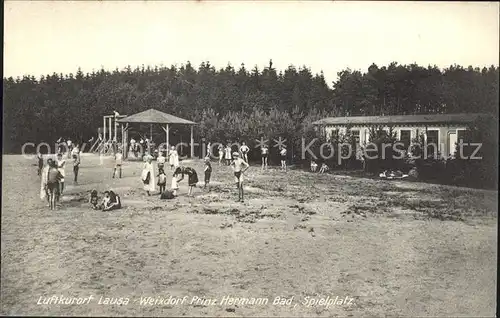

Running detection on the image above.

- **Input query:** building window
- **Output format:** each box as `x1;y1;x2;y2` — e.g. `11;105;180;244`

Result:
350;130;360;144
399;130;411;148
457;129;470;143
426;130;439;157
330;129;339;141
426;130;439;145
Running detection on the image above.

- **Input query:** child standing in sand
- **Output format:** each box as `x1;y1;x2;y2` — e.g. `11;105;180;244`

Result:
279;146;287;172
157;151;166;171
218;144;224;166
224;144;232;166
46;160;63;210
113;150;123;178
157;168;167;194
56;153;66;197
261;145;269;170
230;152;249;202
37;152;44;176
204;157;212;190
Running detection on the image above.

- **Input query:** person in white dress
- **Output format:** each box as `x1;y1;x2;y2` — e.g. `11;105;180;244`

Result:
218;144;224;166
169;146;179;170
142;156;155;196
56;153;66;198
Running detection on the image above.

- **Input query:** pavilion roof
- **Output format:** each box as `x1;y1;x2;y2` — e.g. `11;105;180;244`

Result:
117;108;197;125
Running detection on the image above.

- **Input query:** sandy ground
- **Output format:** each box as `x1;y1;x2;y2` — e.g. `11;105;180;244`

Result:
1;154;497;317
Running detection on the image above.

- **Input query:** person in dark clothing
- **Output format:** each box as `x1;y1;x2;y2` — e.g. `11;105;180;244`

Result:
174;166;199;197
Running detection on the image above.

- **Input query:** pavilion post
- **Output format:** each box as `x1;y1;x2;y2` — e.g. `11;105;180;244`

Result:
190;125;194;158
114;118;118;142
103;116;107;142
166;124;170;152
150;124;153;154
108;117;113;141
121;124;124;150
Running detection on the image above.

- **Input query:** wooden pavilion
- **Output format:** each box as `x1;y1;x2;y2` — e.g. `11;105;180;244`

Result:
117;108;197;159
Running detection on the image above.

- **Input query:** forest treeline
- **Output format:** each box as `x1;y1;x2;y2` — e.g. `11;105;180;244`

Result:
2;60;499;154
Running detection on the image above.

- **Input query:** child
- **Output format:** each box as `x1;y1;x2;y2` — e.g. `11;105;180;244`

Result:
56;153;66;197
113;150;123;178
37;152;43;176
171;170;180;197
175;166;199;197
46;160;63;210
230;152;249;202
206;142;212;158
157;151;166;171
169;146;179;170
261;144;269;170
310;160;318;172
157;168;167;194
224;144;232;166
240;141;250;163
103;191;121;211
101;191;111;210
280;146;287;172
319;163;329;174
72;153;80;184
204;157;212;190
89;190;99;210
218;144;224;166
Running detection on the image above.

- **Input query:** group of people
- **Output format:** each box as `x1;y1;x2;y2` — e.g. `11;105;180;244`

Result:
39;148;81;210
89;189;122;211
213;141;287;172
140;149;203;198
310;160;329;174
140;145;250;202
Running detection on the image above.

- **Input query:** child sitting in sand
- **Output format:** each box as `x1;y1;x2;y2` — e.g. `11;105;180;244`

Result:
103;191;121;211
310;160;318;172
101;191;111;210
319;163;329;174
89;189;99;210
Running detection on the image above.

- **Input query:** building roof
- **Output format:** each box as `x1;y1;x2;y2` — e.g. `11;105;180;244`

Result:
312;113;489;126
117;108;197;125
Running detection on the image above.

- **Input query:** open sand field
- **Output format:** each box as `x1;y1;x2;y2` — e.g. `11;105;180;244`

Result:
1;154;497;317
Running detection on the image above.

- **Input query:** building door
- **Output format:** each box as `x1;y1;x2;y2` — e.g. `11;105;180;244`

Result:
448;132;457;156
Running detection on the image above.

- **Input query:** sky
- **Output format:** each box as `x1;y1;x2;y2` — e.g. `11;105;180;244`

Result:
4;1;499;86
